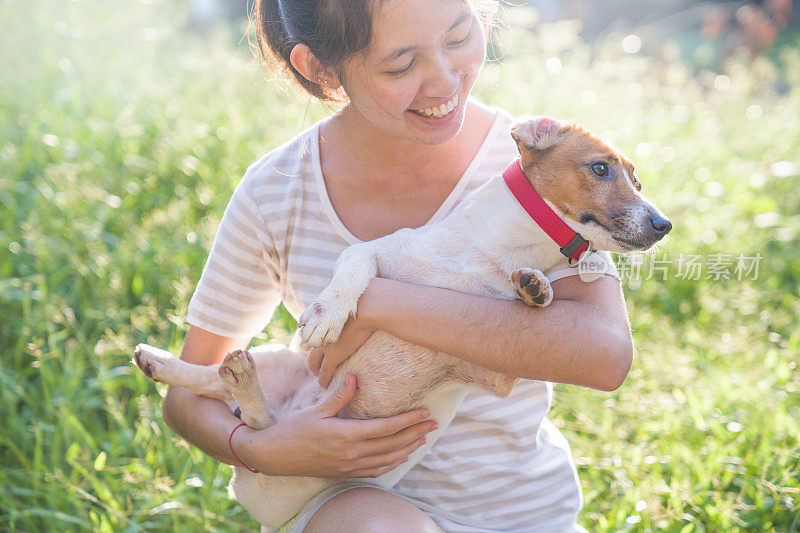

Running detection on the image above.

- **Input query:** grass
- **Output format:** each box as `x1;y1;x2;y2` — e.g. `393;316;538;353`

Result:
1;0;798;531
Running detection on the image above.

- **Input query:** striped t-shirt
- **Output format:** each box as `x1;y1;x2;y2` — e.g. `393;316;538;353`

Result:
187;107;614;531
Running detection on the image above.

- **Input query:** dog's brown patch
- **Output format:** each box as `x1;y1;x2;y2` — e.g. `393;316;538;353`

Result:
511;117;670;249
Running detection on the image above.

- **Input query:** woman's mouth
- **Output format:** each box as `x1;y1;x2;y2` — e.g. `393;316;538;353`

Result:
409;95;459;119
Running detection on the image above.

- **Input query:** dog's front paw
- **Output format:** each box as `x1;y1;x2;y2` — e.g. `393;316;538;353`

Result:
219;350;257;387
297;300;350;349
511;268;553;307
133;344;177;382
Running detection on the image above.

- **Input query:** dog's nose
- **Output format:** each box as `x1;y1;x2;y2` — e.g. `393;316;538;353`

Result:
650;214;672;236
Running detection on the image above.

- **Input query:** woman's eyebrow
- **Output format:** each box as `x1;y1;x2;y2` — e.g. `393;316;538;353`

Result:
377;11;471;65
380;46;416;65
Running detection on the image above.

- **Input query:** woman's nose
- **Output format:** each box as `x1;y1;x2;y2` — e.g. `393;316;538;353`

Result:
423;54;460;96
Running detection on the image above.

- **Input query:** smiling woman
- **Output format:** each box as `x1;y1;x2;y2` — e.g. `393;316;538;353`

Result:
160;0;633;531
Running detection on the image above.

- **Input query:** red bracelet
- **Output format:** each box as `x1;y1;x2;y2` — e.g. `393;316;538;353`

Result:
229;422;259;473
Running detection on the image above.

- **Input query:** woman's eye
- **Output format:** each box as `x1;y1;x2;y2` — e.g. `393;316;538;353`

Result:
591;162;609;177
448;27;472;47
387;61;414;77
448;33;471;47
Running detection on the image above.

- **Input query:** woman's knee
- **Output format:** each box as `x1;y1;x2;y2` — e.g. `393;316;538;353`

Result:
303;487;443;533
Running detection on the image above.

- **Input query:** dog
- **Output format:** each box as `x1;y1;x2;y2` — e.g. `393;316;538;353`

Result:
134;117;671;531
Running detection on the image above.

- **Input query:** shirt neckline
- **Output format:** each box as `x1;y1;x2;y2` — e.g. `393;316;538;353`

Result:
311;106;506;245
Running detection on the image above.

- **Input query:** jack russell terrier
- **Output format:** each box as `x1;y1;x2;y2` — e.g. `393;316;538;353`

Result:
134;117;671;531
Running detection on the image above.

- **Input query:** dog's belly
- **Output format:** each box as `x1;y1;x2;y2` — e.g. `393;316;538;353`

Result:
332;331;475;419
328;333;478;489
247;335;476;422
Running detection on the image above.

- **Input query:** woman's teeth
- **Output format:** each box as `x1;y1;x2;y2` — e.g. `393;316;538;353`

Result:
414;95;458;118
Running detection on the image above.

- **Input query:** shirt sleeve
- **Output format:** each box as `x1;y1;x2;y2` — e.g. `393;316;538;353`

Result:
544;250;620;284
186;177;282;339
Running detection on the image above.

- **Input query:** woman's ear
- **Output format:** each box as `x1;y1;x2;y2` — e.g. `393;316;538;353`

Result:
289;44;342;90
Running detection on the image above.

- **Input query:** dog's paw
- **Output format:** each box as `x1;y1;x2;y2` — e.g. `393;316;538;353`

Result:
133;344;177;382
297;300;350;349
511;268;553;307
219;350;257;388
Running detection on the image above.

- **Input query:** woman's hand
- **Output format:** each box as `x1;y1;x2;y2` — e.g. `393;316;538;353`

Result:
236;373;438;478
307;316;375;388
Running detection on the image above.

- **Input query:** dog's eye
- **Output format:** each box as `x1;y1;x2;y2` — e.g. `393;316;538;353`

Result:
591;162;609;177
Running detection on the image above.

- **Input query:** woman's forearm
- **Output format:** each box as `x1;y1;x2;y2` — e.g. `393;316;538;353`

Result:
357;275;633;391
162;386;293;475
162;386;247;465
159;326;257;466
163;376;438;478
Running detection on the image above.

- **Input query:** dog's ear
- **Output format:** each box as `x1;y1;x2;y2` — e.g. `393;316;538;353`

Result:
510;117;567;153
624;161;643;191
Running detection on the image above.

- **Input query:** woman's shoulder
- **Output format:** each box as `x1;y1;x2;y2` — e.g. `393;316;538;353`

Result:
228;121;328;222
242;121;322;189
469;99;515;132
464;100;518;179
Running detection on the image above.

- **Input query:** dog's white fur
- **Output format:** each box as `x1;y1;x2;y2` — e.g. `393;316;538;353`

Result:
134;118;670;530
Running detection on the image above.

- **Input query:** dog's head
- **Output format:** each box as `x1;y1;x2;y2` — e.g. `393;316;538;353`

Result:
510;117;671;252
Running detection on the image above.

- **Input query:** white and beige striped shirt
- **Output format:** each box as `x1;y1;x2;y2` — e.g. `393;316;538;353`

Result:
187;107;615;531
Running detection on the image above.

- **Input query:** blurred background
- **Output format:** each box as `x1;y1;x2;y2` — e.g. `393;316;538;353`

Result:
1;0;798;531
188;0;800;64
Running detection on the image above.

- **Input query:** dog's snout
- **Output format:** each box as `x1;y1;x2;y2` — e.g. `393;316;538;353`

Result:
650;214;672;236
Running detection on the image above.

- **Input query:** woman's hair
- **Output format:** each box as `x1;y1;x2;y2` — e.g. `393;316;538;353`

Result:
253;0;498;102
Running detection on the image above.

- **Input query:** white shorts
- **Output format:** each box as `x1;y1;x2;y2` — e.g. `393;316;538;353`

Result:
275;482;386;533
268;482;589;533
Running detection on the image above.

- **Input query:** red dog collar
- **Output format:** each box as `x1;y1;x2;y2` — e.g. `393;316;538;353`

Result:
502;159;591;265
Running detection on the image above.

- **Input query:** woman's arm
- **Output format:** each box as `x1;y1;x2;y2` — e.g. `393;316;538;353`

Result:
312;274;633;392
162;325;438;476
161;326;251;463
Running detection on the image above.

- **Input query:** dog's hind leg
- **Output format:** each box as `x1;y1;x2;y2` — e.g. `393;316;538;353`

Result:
219;350;275;429
134;344;232;401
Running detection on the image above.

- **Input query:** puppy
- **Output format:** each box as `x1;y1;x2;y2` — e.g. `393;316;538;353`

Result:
134;117;671;531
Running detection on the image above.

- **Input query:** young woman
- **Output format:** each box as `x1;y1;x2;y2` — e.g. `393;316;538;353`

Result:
162;0;634;531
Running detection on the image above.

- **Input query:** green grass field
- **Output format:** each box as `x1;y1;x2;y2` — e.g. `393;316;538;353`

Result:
2;0;799;531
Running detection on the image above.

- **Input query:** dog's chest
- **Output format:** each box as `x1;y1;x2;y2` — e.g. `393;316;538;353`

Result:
375;244;515;300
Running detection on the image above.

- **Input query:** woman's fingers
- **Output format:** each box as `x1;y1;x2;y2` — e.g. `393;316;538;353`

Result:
347;407;436;440
344;435;428;477
354;434;428;469
318;348;348;388
333;411;437;472
316;319;374;388
354;419;437;457
316;373;357;416
307;347;323;377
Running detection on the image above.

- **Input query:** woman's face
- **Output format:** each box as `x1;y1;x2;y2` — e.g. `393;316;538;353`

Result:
340;0;486;146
